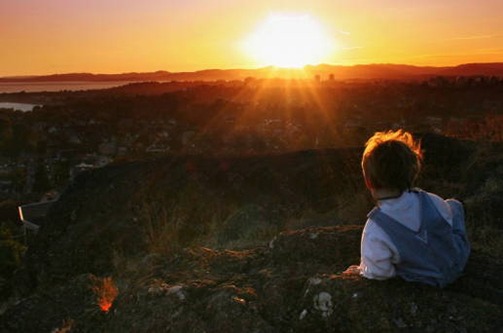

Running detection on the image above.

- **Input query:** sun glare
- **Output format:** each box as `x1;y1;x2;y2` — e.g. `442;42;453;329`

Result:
243;14;335;68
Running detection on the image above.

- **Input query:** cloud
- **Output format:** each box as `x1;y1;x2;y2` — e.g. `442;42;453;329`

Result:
475;47;503;53
450;34;501;41
342;46;364;51
336;29;350;36
409;47;503;61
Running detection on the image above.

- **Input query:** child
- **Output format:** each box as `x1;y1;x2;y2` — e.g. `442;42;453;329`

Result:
345;130;470;287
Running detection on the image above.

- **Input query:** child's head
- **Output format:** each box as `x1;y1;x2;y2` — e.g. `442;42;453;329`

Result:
362;130;422;192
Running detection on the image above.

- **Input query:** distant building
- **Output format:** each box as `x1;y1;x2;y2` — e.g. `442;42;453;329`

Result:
146;143;170;153
70;162;95;179
99;139;118;156
18;200;57;237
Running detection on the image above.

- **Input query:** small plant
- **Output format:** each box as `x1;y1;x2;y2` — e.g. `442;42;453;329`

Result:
91;276;119;313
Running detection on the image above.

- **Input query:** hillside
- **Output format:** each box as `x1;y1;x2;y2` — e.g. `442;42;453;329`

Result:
2;63;503;83
1;133;503;332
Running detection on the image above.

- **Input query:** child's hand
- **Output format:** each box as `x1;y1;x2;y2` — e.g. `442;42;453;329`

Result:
343;265;361;275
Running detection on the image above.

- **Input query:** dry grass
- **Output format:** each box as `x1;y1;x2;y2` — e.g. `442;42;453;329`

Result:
133;181;238;255
116;140;503;268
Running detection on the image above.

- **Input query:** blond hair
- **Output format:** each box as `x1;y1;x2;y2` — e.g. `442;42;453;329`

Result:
362;130;422;191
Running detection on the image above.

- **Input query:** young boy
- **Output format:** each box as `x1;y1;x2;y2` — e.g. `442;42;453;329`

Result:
345;130;470;287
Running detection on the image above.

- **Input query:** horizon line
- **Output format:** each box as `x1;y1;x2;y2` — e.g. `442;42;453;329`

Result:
2;61;503;79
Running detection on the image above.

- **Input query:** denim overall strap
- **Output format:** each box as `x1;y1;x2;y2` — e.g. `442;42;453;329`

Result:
368;191;465;287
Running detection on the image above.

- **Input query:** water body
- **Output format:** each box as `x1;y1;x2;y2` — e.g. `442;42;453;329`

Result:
0;81;136;93
0;102;41;112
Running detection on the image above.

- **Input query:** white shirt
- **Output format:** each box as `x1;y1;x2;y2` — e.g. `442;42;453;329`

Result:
359;190;455;280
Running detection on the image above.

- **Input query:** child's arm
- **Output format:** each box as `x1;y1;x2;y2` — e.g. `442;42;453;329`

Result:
359;221;397;280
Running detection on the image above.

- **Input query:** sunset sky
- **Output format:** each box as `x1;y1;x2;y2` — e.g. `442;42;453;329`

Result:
1;0;502;76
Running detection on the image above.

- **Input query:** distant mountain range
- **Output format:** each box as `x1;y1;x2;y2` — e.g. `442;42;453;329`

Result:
2;63;503;82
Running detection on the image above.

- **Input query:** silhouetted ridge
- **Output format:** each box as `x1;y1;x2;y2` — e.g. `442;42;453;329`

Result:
2;62;503;82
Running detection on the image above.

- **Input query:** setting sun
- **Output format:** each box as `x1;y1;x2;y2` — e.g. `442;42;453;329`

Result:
243;14;335;68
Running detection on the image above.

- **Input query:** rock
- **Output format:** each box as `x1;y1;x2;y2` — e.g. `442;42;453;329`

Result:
3;227;503;332
293;274;502;332
270;226;361;268
0;274;112;332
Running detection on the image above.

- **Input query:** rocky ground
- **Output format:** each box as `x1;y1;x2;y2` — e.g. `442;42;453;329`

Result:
1;133;502;332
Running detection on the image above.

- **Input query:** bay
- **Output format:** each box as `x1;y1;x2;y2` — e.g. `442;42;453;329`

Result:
0;81;136;93
0;102;41;112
